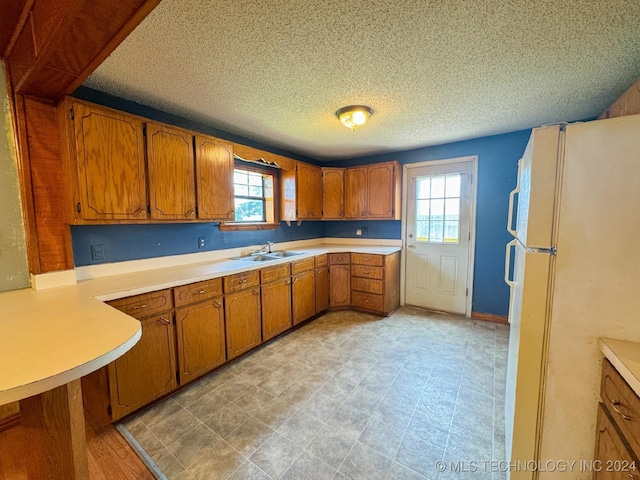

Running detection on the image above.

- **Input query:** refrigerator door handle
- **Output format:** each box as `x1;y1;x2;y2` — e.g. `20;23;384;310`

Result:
504;239;517;289
507;159;522;237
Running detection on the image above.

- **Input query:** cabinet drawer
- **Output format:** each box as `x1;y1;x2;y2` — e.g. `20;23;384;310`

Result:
601;359;640;455
351;265;384;280
224;270;260;293
108;289;173;319
261;263;291;284
351;277;384;295
351;292;384;312
329;253;350;265
594;402;639;479
291;257;315;274
174;278;222;307
315;254;328;267
351;253;383;266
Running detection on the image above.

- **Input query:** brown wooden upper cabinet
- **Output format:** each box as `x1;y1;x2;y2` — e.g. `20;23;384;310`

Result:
194;135;235;221
345;161;401;220
60;98;236;223
322;167;345;219
146;123;196;220
281;162;323;221
62;99;148;221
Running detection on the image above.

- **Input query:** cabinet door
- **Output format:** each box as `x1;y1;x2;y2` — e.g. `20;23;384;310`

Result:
147;123;196;220
175;300;226;384
72;102;147;220
366;162;395;218
315;266;329;313
292;270;315;325
330;265;351;306
195;135;235;220
344;166;367;219
261;278;292;341
322;167;344;219
225;288;262;360
297;163;323;219
593;403;639;480
109;314;176;419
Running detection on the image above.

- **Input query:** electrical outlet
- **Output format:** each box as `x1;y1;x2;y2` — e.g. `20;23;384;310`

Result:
362;227;369;236
198;237;205;249
356;229;362;236
91;244;105;260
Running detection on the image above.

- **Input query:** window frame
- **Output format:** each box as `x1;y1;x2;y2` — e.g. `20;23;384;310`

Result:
219;164;280;231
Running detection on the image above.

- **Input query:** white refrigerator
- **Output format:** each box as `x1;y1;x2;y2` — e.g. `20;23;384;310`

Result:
504;114;640;480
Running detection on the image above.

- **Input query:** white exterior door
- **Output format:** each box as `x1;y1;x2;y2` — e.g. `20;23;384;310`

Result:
404;159;475;314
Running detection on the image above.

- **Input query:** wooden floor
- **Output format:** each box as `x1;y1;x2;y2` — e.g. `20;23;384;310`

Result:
0;416;154;480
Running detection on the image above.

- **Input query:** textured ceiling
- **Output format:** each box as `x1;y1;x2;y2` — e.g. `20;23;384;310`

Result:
84;0;640;160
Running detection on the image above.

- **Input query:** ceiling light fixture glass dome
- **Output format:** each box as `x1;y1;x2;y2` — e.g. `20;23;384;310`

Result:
336;105;373;130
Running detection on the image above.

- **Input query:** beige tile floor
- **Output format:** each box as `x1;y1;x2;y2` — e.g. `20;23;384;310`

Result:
121;307;509;480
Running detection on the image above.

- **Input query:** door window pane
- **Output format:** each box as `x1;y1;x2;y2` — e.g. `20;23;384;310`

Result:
444;221;459;243
445;198;460;220
417;199;430;220
429;221;444;242
413;173;462;244
416;221;430;241
417;178;431;198
445;175;461;197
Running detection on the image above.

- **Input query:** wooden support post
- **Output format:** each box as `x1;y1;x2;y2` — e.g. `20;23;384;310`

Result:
18;380;89;480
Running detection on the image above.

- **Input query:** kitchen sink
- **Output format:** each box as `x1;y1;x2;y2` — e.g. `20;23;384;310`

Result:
268;251;303;258
232;251;303;262
233;254;277;262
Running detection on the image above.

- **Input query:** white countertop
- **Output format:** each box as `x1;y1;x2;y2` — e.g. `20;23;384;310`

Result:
0;243;400;405
599;337;640;397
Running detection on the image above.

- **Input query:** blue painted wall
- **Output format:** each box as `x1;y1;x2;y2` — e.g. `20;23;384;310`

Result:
70;87;530;316
71;222;324;265
324;130;532;316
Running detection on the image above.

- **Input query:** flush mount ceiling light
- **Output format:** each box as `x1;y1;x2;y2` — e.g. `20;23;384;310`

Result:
336;105;373;130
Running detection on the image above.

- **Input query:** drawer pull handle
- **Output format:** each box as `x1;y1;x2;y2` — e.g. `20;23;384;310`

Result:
629;473;639;480
194;289;206;295
364;270;370;274
285;279;291;285
159;317;171;325
612;401;633;420
292;277;299;284
252;289;260;295
213;300;222;308
132;304;148;310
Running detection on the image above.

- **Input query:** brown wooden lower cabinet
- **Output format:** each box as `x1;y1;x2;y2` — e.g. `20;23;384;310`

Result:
315;266;329;313
593;403;639;480
350;251;400;315
225;287;262;360
329;265;351;307
175;299;226;384
292;270;315;325
261;278;292;341
108;313;177;420
82;251;399;427
593;359;640;479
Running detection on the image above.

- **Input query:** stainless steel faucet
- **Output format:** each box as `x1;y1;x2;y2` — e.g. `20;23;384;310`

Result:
258;241;274;253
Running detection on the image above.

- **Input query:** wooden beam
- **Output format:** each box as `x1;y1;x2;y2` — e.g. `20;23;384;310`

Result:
19;380;89;480
3;0;161;101
0;0;34;57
